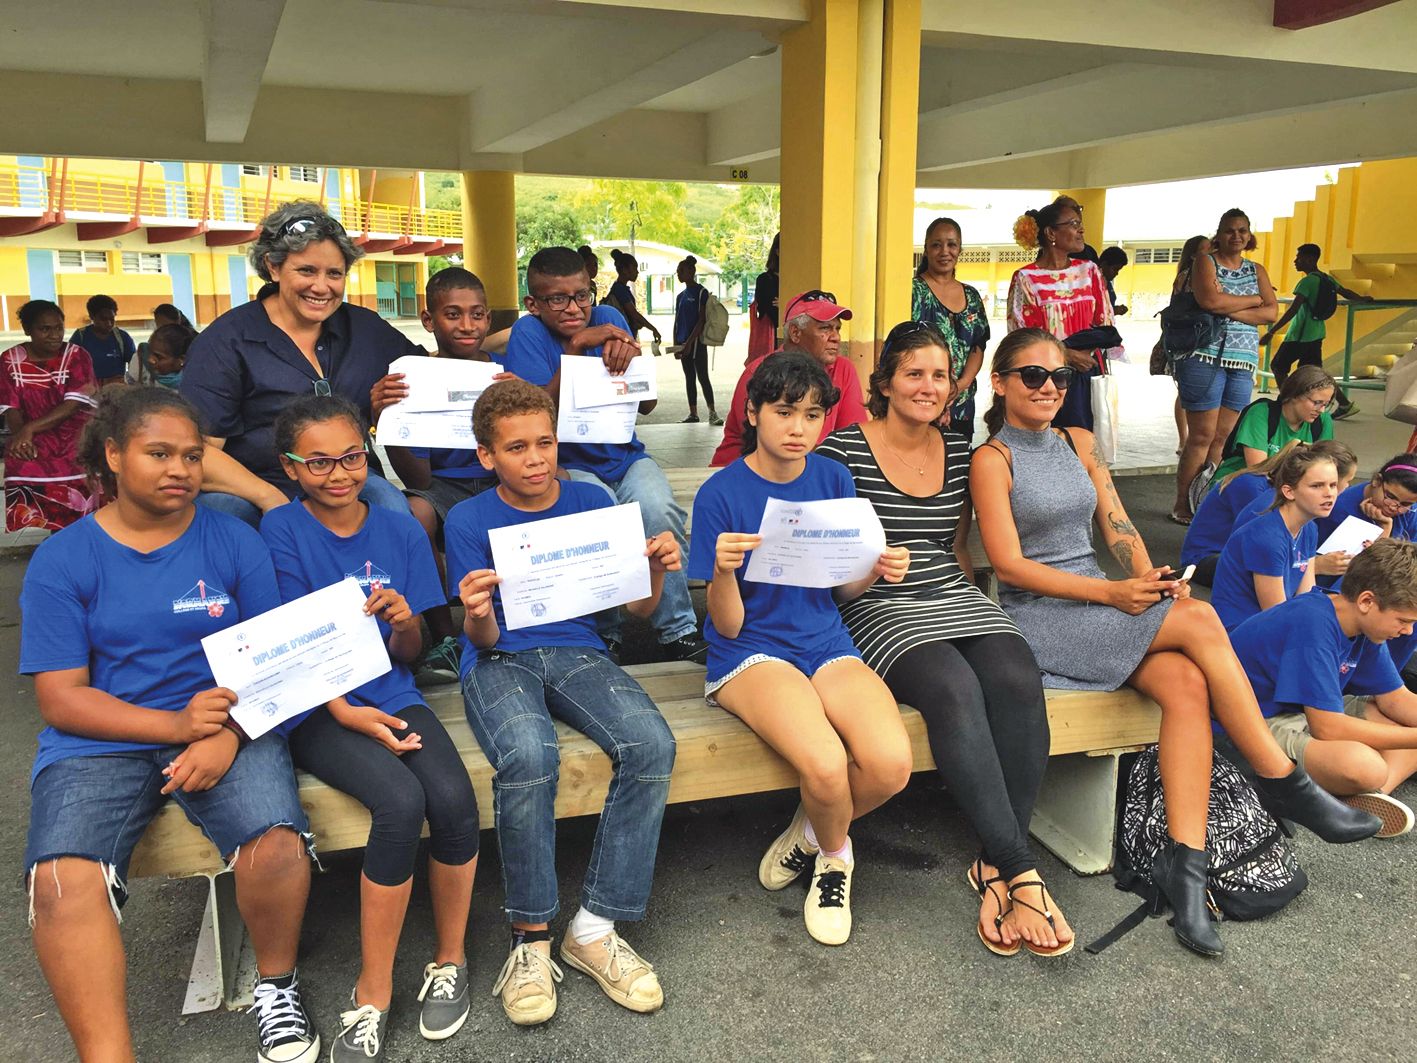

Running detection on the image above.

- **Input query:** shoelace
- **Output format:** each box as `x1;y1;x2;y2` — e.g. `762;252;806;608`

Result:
596;932;654;983
337;1002;383;1058
492;944;564;997
814;869;848;909
781;845;814;874
250;978;310;1048
418;962;460;1002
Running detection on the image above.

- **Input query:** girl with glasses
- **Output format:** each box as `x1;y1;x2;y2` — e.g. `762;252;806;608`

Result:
1205;364;1336;490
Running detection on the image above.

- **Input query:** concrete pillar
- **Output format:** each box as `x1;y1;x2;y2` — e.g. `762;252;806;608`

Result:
461;170;519;331
874;0;922;337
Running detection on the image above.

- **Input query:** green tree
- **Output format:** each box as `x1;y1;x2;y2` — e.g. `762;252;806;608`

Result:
515;199;584;265
574;179;697;253
709;184;780;288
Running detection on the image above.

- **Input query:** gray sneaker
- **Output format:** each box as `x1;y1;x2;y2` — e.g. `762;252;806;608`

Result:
414;636;461;688
331;992;389;1061
417;961;470;1041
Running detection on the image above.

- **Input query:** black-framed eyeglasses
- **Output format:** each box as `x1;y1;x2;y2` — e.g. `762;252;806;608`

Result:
533;289;595;311
1052;218;1083;231
279;215;347;238
282;448;368;475
999;365;1076;390
313;379;332;397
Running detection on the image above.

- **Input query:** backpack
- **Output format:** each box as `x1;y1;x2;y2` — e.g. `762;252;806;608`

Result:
701;290;730;346
1157;270;1225;362
1217;397;1284;466
1309;272;1339;321
1085;747;1307;953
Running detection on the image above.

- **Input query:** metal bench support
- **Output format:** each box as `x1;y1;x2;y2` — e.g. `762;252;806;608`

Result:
182;870;257;1014
1028;750;1126;876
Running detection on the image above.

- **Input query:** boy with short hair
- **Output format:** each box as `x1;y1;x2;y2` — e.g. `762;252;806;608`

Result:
70;294;135;387
503;246;706;662
1227;537;1417;836
445;378;678;1026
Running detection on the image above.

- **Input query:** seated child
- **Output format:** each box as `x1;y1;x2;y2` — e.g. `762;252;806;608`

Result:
1230;440;1357;582
144;322;196;390
20;387;319;1063
1181;440;1301;586
688;352;913;947
1227;538;1417;837
261;395;480;1059
446;379;679;1026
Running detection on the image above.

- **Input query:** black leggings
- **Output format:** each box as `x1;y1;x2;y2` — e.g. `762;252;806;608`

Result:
288;703;480;887
883;633;1050;881
681;340;715;409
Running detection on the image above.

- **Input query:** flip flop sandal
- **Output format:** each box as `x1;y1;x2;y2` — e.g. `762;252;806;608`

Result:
1006;879;1074;958
967;858;1021;957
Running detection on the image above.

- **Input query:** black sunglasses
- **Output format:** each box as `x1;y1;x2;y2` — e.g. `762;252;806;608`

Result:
280;216;347;238
786;289;837;316
999;365;1075;390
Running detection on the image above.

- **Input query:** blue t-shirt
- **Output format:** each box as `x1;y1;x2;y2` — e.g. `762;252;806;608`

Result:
406;445;493;482
608;281;637;316
1210;509;1316;630
1234;490;1277;531
1228;591;1402;719
18;508;281;783
687;455;858;672
502;305;648;482
259;502;443;729
71;325;136;381
1181;473;1269;566
1314;483;1417;592
674;285;708;346
443;481;612;671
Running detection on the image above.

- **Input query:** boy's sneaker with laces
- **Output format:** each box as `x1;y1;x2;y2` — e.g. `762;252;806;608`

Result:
560;931;663;1013
492;940;563;1026
758;804;819;890
252;972;320;1063
331;991;389;1061
417;960;470;1040
662;634;709;664
804;852;853;946
414;635;461;688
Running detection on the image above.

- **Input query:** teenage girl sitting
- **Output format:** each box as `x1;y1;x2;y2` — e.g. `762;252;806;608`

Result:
688;352;913;946
1181;440;1302;586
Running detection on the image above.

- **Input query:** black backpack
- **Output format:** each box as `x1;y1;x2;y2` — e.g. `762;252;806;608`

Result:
1086;747;1307;953
1309;272;1339;321
1157;280;1225;362
1217;398;1284;466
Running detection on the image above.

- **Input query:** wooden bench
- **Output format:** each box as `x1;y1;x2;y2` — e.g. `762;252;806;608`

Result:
130;660;1160;1014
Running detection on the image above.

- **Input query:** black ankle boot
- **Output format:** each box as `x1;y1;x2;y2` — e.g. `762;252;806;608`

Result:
1150;839;1224;957
1253;765;1380;843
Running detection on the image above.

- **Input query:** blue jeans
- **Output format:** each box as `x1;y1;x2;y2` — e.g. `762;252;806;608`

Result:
566;458;698;644
197;473;411;528
1174;356;1254;412
461;646;675;922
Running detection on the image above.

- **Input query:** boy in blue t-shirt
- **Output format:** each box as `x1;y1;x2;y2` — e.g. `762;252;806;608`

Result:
70;293;135;386
502;245;705;664
1228;538;1417;837
444;379;679;1027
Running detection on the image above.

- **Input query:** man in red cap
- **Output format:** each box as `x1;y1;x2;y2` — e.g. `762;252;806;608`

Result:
709;290;869;466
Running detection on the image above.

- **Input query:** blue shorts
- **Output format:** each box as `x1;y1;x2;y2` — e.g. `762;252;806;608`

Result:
1174;357;1254;413
24;733;309;909
705;632;863;703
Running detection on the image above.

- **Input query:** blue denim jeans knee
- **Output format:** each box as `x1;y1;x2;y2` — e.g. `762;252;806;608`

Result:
460;646;675;923
197;474;411;529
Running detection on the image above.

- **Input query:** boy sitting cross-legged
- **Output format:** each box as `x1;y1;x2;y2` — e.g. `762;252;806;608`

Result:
444;379;679;1026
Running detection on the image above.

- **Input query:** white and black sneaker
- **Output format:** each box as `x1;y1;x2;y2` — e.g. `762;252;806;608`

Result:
758;804;819;890
253;971;320;1063
804;853;853;946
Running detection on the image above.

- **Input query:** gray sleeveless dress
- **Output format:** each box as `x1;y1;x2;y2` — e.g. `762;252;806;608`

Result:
994;422;1171;690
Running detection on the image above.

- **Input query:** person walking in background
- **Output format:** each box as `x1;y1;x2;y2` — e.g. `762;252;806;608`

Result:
70;294;135;388
913;217;990;442
672;255;721;426
604;249;661;347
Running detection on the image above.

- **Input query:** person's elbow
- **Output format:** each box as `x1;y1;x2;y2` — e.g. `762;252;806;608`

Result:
1304;707;1345;741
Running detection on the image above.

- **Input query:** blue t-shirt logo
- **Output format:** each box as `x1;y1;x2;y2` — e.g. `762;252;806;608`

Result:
172;578;232;617
346;560;394;592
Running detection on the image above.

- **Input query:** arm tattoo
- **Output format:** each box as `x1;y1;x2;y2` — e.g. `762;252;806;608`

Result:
1090;433;1108;469
1111;537;1135;573
1108;512;1138;538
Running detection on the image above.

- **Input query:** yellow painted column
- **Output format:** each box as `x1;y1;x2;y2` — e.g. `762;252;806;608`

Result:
847;0;884;376
461;170;519;330
874;0;922;338
1056;187;1106;248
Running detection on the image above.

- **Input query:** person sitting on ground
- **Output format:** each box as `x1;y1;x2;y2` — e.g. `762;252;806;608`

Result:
1181;440;1304;587
913;217;991;442
70;293;135;388
144;322;196;391
969;327;1377;958
1097;246;1129;316
261;396;480;1059
710;290;869;466
20;387;321;1063
446;379;678;1026
502;246;706;662
1226;538;1417;839
1261;242;1372;419
603;249;661;346
2;299;100;533
690;352;913;947
1230;439;1357;532
129;302;195;384
814;321;1069;958
1205;364;1336;492
671;255;721;425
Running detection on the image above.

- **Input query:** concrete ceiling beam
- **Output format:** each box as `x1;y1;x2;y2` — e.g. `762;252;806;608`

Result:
201;0;286;144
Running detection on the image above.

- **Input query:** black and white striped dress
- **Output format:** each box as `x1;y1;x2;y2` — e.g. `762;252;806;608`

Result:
815;423;1019;676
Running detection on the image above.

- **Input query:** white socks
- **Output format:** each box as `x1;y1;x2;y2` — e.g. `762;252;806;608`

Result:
802;816;853;865
568;907;615;946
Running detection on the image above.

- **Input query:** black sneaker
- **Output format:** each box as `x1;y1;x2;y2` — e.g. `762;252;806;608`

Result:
662;635;708;663
252;972;320;1063
1332;402;1360;421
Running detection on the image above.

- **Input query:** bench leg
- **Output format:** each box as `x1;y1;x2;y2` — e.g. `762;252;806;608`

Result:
182;870;257;1014
1028;751;1121;876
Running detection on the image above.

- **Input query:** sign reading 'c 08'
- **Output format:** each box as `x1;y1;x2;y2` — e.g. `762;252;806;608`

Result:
730;168;750;181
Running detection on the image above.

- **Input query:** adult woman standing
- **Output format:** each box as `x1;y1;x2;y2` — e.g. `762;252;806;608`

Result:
749;233;781;362
605;249;661;346
1006;198;1113;432
180;201;421;526
1171;208;1277;521
913;218;990;442
815;321;1067;958
671;255;721;426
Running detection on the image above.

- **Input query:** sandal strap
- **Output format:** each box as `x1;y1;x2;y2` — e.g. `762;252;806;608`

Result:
972;859;1011;927
1006;879;1056;925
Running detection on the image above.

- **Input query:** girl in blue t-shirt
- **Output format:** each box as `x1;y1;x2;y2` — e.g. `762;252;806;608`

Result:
265;395;479;1054
19;387;322;1063
1210;447;1339;630
688;352;911;946
1181;440;1302;585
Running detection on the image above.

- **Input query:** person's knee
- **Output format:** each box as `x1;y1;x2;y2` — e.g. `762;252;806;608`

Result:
1324;744;1388;793
372;779;428;842
28;858;114;925
232;825;309;877
798;745;851;802
617;714;676;780
1175;598;1227;642
490;726;560;788
1153;658;1210;718
869;741;914;796
408;496;438;538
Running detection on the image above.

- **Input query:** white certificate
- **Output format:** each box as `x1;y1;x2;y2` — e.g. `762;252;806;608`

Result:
202;578;391;740
489;502;650;629
378;404;477;450
556;355;642;444
1317;514;1385;556
391;354;500;412
744;496;887;588
573;354;656;408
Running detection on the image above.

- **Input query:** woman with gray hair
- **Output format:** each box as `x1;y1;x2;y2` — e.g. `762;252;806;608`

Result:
181;200;422;525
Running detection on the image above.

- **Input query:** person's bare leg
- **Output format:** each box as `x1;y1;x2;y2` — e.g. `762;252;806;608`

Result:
1206;406;1241;469
409;496;457;642
1300;739;1388;796
232;826;311;979
812;658;913;820
1128;651;1213;849
1174;408;1218;516
429;855;477;967
352;874;414;1009
1174;397;1187;453
1352;702;1417;793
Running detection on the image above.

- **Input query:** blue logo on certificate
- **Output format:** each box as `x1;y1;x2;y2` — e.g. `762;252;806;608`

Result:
576;422;590;436
770;565;784;577
531;602;547;618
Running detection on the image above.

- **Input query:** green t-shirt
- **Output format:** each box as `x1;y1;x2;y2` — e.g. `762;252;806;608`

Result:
1211;400;1335;484
1285;271;1327;344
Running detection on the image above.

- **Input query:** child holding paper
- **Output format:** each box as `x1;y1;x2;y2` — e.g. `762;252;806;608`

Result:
19;387;322;1063
262;395;480;1059
446;379;679;1027
689;352;913;947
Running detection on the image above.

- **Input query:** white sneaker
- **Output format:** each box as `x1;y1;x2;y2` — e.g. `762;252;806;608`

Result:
758;804;819;890
1342;792;1414;838
804;852;853;946
492;940;563;1026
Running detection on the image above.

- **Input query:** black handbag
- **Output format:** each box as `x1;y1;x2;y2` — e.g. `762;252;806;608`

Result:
1158;267;1225;362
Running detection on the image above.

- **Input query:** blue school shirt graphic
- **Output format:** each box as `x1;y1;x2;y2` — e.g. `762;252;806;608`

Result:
259;502;443;729
18;507;281;783
1209;509;1316;631
1180;474;1269;566
443;480;614;673
687;455;860;677
70;325;135;380
1228;592;1402;719
406;444;493;481
502;305;648;482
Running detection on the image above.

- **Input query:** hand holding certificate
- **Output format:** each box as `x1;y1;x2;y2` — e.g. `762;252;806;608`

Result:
557;355;655;444
744;497;891;588
376;355;501;448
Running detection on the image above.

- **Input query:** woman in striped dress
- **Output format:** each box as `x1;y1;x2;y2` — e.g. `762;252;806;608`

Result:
815;320;1068;958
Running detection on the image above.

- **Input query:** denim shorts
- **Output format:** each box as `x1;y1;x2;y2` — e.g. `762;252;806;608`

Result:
1174;356;1254;413
705;632;863;703
24;733;309;911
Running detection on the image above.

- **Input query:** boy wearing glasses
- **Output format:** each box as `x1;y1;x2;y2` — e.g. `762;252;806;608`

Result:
501;246;706;663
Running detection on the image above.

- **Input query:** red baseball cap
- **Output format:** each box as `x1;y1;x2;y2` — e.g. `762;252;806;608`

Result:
783;289;852;322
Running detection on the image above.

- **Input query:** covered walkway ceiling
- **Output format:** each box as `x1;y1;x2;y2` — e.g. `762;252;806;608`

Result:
2;0;1416;188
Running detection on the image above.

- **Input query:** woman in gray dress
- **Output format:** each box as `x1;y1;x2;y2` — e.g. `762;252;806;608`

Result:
969;328;1378;958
